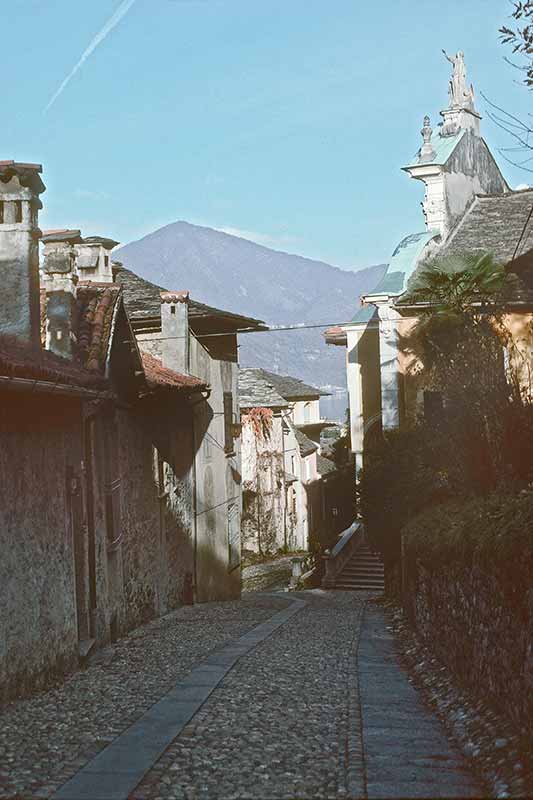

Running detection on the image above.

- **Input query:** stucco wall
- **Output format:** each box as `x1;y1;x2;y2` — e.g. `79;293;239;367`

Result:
346;324;381;455
190;334;241;601
115;398;195;632
444;132;508;231
0;392;82;702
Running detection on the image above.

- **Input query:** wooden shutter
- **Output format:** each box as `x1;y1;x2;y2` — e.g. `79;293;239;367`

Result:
223;391;234;453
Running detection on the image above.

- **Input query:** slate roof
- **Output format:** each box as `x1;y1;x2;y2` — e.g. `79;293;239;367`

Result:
238;368;288;409
252;369;329;399
141;352;208;393
317;454;337;476
399;189;533;306
114;266;266;332
293;426;318;457
0;336;108;392
441;189;533;263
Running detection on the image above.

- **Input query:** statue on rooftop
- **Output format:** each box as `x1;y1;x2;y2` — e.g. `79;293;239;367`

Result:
442;50;475;109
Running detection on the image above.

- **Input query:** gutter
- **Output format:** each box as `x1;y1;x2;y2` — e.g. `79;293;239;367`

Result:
0;374;113;400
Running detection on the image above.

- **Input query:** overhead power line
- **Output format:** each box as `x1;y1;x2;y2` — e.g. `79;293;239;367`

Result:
140;320;350;342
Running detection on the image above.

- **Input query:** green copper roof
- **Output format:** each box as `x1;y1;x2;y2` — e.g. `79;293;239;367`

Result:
404;128;465;169
368;230;439;298
350;305;378;324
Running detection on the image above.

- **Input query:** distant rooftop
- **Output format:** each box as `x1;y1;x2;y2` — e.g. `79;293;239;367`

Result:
238;369;288;409
254;369;329;399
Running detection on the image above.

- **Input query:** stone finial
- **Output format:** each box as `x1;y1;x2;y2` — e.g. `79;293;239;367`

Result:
419;115;436;162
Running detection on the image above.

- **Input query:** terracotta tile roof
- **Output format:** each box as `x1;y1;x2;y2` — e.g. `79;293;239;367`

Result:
0;336;108;391
76;285;121;371
141;352;208;393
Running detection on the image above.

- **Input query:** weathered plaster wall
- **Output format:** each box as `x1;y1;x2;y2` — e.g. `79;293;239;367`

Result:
444;133;508;231
402;547;533;738
241;412;286;554
190;335;241;601
0;392;82;702
116;398;195;632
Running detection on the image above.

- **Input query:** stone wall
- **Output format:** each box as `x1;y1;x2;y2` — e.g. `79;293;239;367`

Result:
0;391;82;702
401;540;533;739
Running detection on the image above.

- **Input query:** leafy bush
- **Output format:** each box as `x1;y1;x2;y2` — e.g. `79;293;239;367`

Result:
403;491;533;590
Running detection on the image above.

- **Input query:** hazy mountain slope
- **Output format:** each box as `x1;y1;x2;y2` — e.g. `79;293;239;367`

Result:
116;221;387;387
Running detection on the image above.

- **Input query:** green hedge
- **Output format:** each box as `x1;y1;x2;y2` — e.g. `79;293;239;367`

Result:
403;491;533;584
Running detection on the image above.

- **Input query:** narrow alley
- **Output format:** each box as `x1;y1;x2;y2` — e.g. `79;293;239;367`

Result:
1;591;482;800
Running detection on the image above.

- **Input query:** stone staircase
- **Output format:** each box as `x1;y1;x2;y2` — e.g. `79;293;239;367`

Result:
334;544;385;591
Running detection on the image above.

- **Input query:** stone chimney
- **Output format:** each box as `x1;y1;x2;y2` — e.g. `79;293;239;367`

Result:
160;291;189;374
0;160;45;347
41;229;82;359
75;236;119;283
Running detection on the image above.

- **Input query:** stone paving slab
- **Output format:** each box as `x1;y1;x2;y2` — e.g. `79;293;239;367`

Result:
359;604;484;799
51;598;306;800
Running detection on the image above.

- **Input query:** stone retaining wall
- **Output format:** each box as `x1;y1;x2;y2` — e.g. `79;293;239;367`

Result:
400;545;533;740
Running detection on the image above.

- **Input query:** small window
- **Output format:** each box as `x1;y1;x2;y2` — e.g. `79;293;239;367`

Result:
304;402;311;423
104;255;109;267
227;502;240;571
170;305;176;315
15;200;22;223
0;201;4;223
223;391;234;453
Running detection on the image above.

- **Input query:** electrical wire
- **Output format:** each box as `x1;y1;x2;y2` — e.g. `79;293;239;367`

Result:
137;320;349;342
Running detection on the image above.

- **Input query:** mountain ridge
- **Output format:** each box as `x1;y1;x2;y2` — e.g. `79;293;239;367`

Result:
115;221;387;387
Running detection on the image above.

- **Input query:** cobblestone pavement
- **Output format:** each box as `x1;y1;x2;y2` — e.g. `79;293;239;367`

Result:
0;594;291;800
2;591;484;800
130;590;365;800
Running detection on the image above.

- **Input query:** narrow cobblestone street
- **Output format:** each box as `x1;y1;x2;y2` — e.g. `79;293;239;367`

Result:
1;591;484;800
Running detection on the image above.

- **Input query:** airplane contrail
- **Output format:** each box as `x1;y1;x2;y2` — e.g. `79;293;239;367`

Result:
44;0;137;113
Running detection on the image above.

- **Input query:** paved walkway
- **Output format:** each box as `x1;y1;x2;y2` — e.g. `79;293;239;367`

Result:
1;592;484;800
359;605;481;799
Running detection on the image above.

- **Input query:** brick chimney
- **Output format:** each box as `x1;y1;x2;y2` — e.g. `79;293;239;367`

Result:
0;161;45;347
41;229;82;359
75;236;118;283
160;291;189;374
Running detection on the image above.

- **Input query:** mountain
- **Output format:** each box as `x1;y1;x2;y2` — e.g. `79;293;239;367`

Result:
115;222;387;388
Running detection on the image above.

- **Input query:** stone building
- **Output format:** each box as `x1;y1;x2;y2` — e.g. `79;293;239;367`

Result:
238;369;289;554
326;51;533;466
238;368;351;554
114;266;265;601
0;159;263;702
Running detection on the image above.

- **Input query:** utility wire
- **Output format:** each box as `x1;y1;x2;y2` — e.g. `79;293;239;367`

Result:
137;320;348;342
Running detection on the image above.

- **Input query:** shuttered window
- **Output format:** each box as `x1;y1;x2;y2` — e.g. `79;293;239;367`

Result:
223;391;234;454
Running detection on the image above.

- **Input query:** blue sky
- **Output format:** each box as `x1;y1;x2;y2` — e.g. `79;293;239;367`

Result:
3;0;531;269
